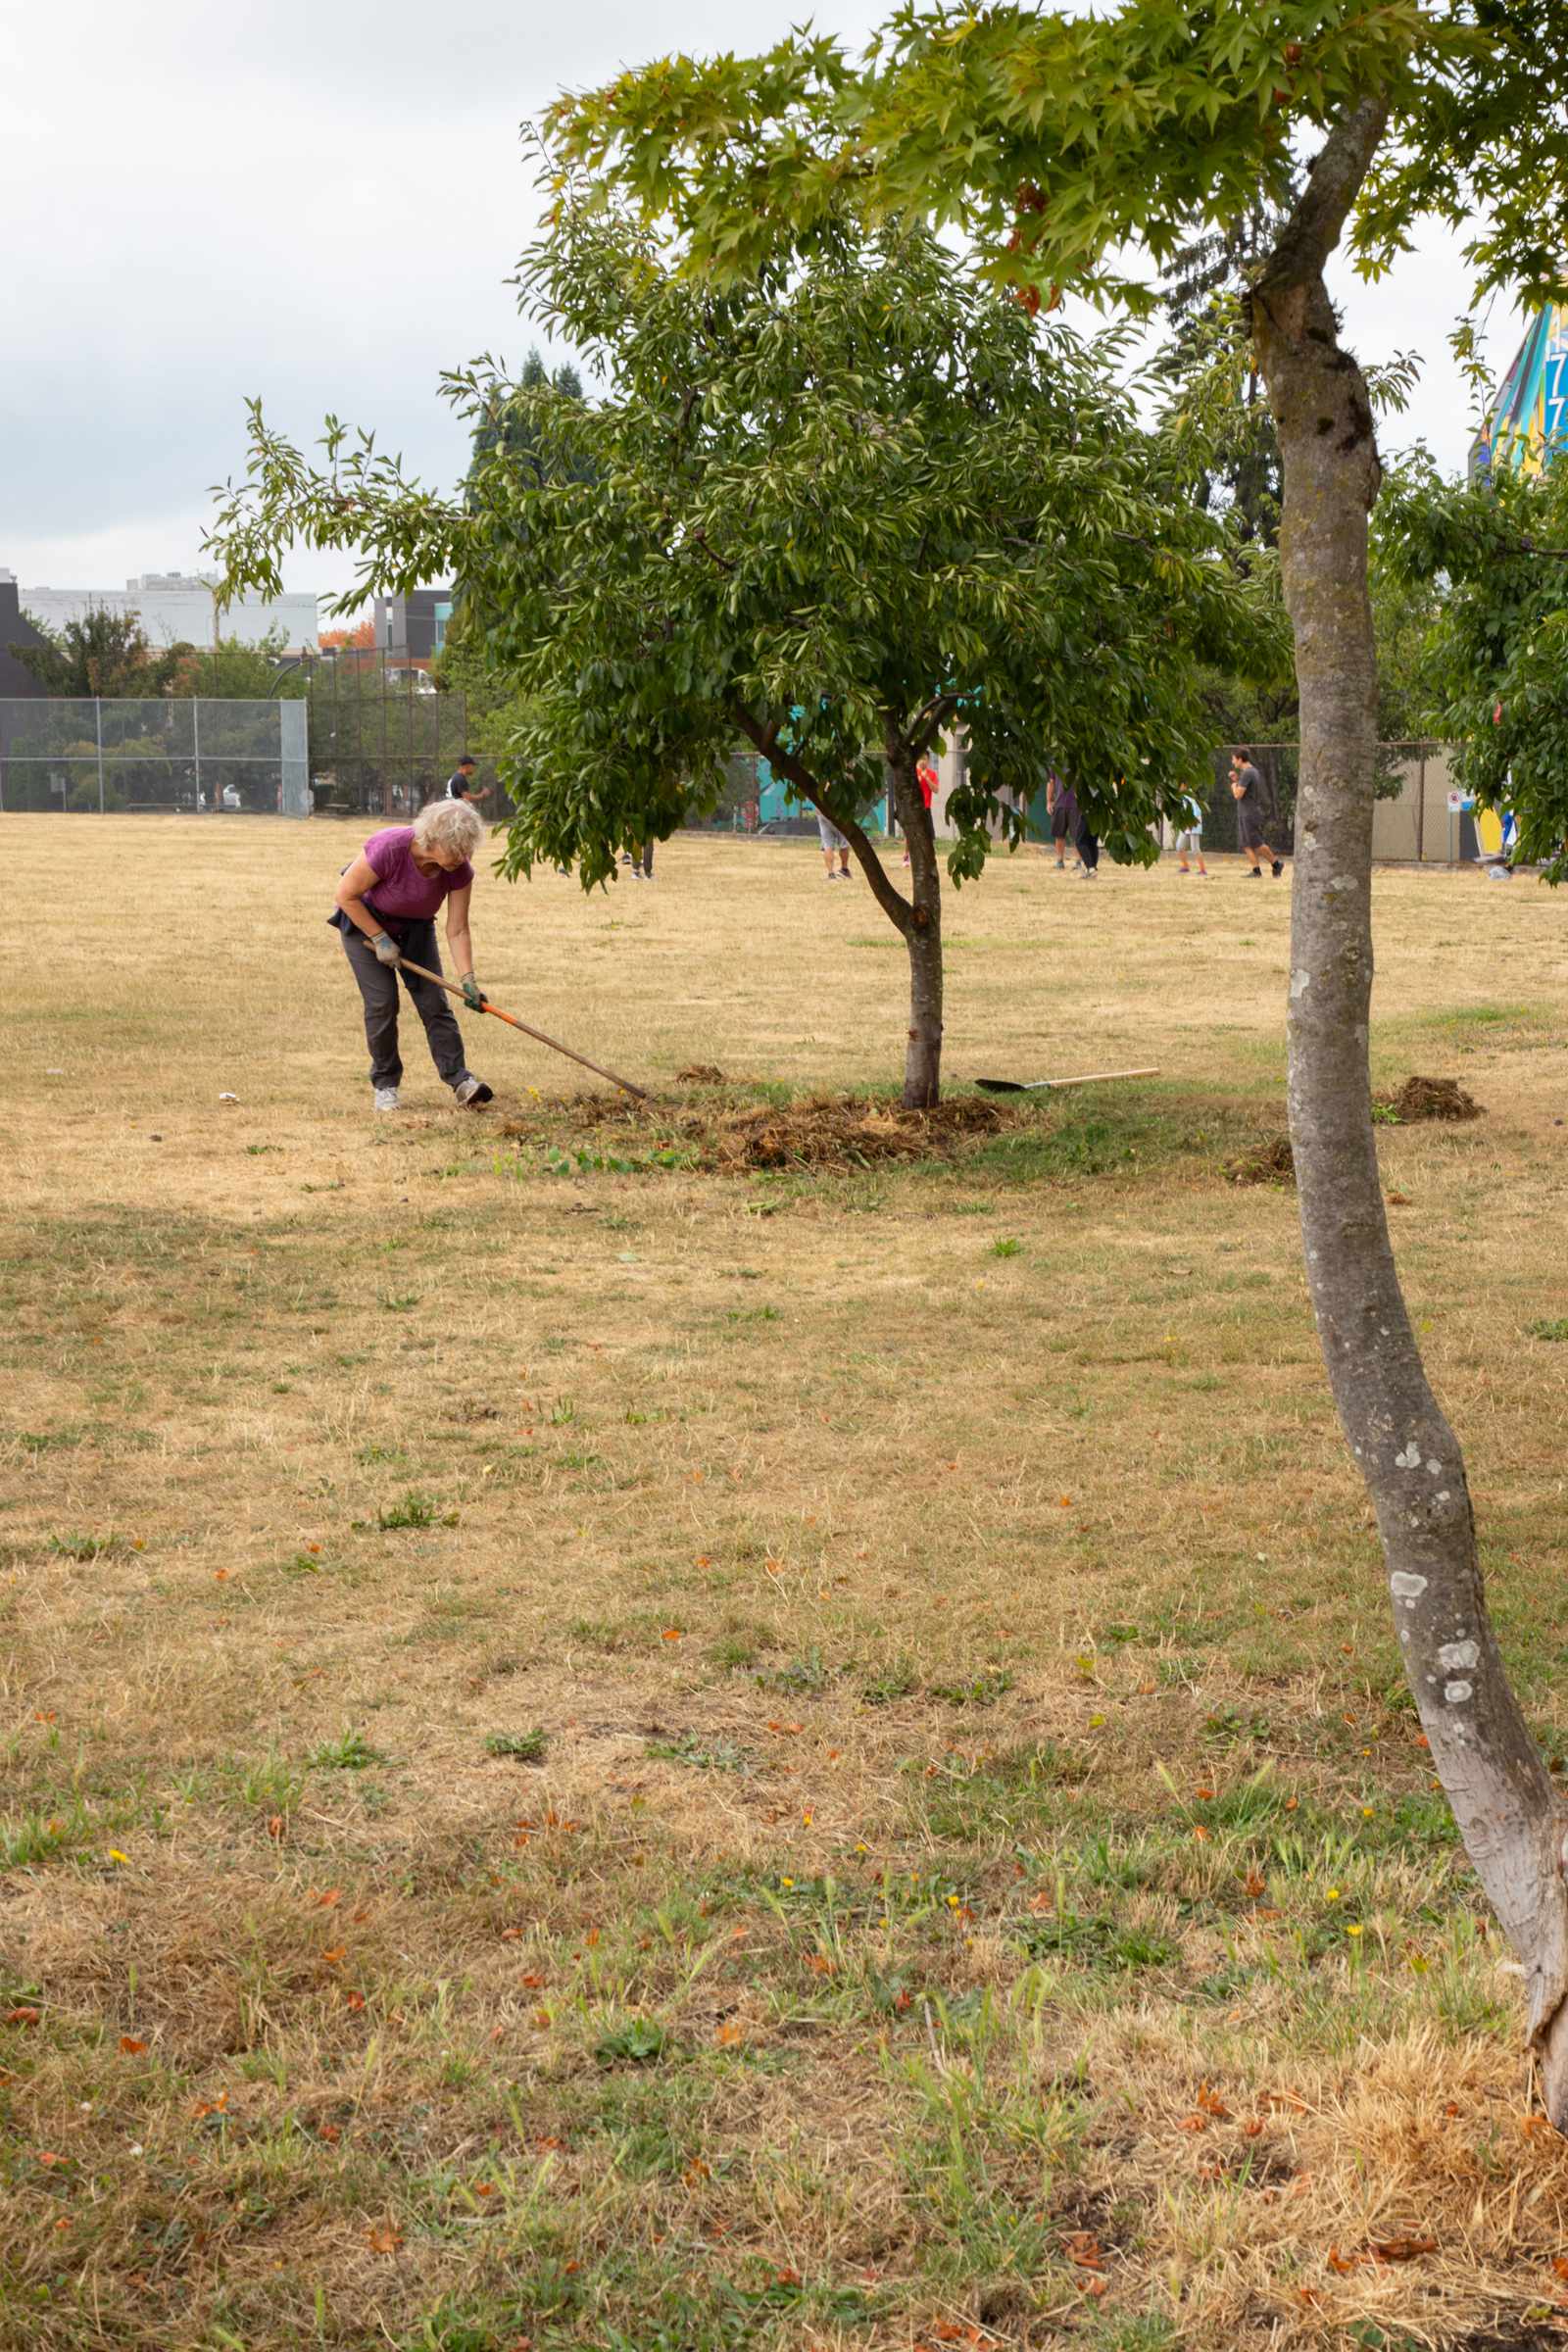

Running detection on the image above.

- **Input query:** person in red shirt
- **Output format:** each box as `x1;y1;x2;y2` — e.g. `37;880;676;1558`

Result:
903;758;939;863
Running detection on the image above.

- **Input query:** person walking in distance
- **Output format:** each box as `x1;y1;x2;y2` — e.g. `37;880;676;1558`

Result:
817;809;852;881
1046;770;1080;870
446;753;490;807
1230;748;1283;878
1171;792;1208;877
1074;793;1101;881
904;757;939;864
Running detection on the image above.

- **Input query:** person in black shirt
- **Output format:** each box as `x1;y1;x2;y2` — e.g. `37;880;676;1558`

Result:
1230;748;1283;878
446;755;489;806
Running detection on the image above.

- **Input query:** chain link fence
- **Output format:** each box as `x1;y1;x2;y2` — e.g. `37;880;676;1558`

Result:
1197;742;1458;861
0;699;308;814
304;657;510;819
0;704;1474;861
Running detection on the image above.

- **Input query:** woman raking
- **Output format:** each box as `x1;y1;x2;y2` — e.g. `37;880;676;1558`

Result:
330;799;494;1113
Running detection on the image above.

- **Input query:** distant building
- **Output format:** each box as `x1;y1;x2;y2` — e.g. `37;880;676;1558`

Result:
372;586;455;666
0;570;52;696
16;569;318;653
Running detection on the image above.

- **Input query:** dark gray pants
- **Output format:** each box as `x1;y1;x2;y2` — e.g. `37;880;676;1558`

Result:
341;920;469;1092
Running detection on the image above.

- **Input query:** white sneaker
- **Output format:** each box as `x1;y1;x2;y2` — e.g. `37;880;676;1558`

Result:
372;1086;400;1113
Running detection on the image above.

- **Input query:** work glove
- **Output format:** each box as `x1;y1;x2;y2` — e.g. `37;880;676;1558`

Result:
461;973;485;1011
370;934;402;966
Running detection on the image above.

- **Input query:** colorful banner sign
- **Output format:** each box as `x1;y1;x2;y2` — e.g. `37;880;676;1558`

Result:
1470;304;1568;479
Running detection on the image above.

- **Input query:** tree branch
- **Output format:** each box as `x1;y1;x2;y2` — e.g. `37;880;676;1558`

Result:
686;527;737;574
1252;96;1391;299
730;705;913;935
906;692;960;759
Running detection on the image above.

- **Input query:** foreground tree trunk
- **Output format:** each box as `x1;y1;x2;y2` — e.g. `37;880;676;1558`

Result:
1255;102;1568;2119
889;744;944;1107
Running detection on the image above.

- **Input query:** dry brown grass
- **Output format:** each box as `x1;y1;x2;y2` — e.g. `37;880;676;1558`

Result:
5;816;1568;2350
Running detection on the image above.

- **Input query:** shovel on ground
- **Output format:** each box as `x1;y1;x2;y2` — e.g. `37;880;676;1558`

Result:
974;1066;1158;1095
396;956;650;1102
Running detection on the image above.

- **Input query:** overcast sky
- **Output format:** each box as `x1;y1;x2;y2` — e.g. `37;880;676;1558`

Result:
1;0;1526;611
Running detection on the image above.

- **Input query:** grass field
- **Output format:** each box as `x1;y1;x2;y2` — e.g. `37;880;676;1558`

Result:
6;814;1568;2352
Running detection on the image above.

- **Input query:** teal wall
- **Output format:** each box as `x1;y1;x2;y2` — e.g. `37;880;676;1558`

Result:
757;757;887;832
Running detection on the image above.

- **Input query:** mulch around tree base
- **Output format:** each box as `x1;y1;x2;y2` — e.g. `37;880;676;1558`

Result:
1377;1074;1486;1122
499;1091;1012;1172
1226;1133;1296;1187
1225;1075;1484;1188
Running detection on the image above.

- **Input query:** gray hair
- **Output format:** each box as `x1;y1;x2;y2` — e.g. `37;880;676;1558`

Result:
414;798;485;860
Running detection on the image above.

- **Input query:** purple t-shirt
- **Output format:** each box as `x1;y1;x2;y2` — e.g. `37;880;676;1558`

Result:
361;826;473;921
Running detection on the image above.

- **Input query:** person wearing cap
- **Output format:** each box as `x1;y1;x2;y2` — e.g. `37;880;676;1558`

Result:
330;798;494;1114
446;754;489;805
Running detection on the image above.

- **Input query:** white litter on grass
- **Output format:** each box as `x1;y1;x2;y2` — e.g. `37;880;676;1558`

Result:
219;1093;239;1102
45;1068;64;1076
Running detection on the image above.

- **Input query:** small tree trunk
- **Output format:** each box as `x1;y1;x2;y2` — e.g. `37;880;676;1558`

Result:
1255;102;1568;2119
890;744;943;1107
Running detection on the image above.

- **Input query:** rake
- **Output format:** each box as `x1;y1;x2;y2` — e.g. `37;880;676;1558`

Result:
396;956;650;1102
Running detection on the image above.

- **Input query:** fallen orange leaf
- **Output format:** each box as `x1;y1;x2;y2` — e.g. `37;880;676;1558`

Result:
119;2035;147;2055
1371;2235;1437;2264
714;2021;745;2046
367;2225;403;2254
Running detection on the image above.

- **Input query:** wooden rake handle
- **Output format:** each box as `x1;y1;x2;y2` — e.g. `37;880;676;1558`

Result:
395;955;650;1102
